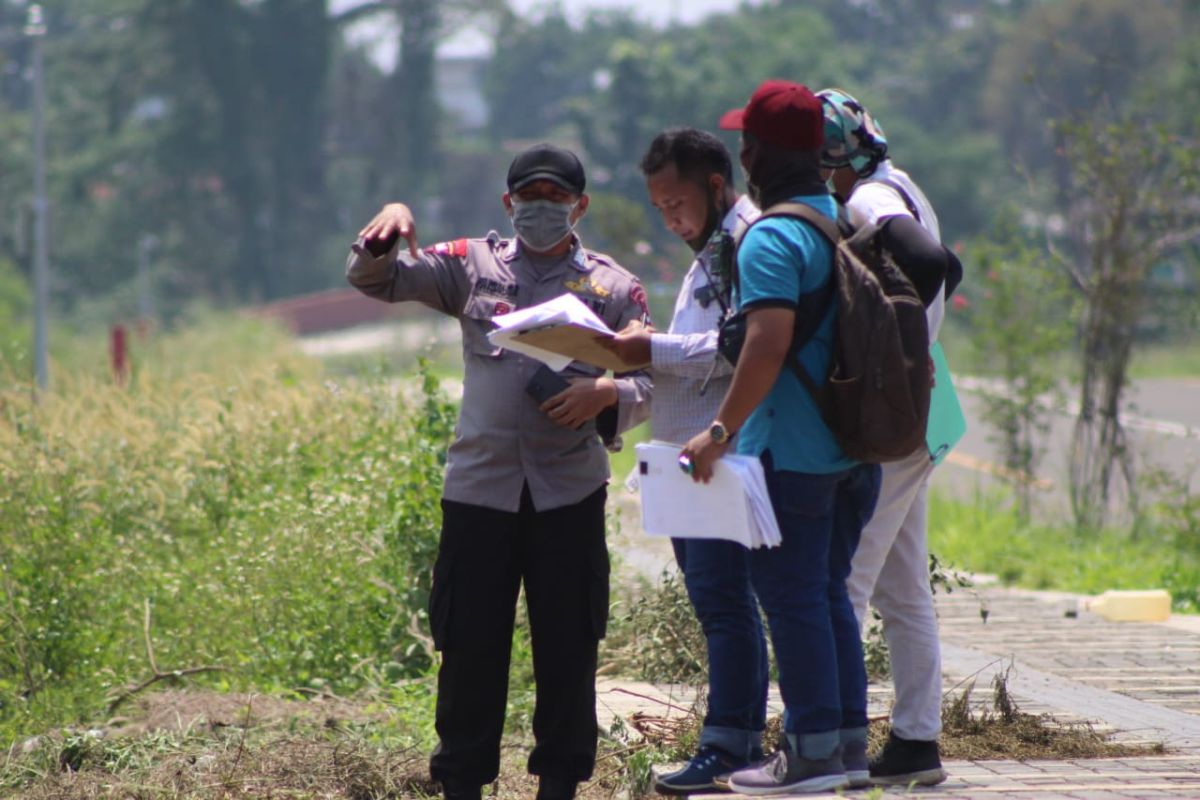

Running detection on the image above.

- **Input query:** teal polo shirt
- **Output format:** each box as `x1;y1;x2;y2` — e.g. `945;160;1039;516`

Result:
733;194;855;474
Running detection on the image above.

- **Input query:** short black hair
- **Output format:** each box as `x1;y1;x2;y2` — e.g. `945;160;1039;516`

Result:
640;127;734;187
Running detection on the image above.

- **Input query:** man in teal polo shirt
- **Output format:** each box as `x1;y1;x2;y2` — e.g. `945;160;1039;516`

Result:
681;79;882;795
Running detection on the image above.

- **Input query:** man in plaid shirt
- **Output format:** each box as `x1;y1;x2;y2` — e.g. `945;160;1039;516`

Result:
604;128;766;795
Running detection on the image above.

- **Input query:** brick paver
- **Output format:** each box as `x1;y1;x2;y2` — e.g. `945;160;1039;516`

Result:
599;564;1200;798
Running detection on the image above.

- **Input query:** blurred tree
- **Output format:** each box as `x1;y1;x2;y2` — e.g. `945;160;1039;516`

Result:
1054;115;1200;529
336;0;511;199
161;0;333;302
983;0;1181;199
966;218;1075;521
978;0;1199;527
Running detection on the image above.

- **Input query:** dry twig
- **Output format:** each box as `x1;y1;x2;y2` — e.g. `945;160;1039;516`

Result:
105;599;227;714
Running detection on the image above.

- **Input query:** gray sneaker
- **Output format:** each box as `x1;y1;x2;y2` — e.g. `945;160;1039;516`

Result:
727;748;848;796
841;739;871;788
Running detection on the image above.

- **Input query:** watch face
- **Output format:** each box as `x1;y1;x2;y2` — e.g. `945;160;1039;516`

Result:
710;423;728;443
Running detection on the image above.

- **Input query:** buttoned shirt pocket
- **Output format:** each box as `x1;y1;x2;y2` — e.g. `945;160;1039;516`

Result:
461;292;505;357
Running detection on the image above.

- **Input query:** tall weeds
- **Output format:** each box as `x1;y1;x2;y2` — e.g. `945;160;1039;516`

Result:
0;318;456;743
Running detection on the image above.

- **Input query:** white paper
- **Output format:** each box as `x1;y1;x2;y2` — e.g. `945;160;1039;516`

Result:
634;441;781;549
487;293;614;370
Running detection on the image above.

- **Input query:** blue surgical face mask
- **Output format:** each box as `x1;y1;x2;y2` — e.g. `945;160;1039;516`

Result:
510;198;578;252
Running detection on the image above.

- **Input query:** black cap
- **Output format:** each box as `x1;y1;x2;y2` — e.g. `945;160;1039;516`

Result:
506;143;586;194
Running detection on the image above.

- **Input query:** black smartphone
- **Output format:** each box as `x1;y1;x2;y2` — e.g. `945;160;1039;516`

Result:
525;364;571;406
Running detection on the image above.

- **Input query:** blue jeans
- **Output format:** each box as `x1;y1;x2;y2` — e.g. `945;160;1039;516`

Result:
750;455;881;759
672;537;769;760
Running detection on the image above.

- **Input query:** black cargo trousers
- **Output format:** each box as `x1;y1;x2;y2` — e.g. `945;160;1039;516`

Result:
428;484;610;788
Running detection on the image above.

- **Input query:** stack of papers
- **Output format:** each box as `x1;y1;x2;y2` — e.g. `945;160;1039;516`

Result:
487;294;644;372
633;441;781;549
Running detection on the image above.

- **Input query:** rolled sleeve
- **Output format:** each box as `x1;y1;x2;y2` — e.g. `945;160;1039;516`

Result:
651;331;732;380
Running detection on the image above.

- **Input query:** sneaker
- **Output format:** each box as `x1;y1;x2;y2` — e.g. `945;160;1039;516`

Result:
655;745;747;795
710;746;764;792
869;733;947;786
727;748;848;796
841;739;871;788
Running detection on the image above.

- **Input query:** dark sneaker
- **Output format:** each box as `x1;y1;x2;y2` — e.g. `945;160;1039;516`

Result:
655;745;747;795
727;748;848;795
869;732;947;786
841;739;871;788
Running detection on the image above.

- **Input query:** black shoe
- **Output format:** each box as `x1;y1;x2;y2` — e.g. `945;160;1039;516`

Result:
441;780;482;800
536;775;578;800
869;732;947;786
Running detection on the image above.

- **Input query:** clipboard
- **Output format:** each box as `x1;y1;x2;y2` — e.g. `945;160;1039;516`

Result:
511;324;648;372
926;341;967;465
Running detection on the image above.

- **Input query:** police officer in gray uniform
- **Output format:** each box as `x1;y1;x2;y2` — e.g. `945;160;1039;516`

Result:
347;143;652;800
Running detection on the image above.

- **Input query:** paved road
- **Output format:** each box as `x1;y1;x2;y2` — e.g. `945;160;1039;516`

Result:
933;376;1200;519
299;319;1200;520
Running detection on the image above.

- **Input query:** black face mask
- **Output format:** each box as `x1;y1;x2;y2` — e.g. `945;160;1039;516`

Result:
686;183;728;254
744;145;827;210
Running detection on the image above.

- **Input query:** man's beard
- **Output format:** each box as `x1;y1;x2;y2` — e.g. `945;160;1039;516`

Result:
686;188;726;253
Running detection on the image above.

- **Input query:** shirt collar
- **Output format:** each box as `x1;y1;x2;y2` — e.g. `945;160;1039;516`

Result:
723;194;757;234
503;235;592;272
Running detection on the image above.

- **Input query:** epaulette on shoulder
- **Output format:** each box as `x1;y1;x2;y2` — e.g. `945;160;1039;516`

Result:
583;248;637;281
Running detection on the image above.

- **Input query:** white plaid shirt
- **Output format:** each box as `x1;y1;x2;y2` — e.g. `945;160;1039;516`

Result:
649;195;760;445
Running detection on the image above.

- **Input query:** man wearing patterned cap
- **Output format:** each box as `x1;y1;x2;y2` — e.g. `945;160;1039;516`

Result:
346;143;652;800
680;80;882;795
819;87;960;788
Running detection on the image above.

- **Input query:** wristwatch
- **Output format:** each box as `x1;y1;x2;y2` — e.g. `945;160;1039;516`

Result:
709;421;734;445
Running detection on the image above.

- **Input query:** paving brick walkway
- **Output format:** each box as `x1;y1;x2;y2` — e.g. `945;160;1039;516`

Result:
596;579;1200;799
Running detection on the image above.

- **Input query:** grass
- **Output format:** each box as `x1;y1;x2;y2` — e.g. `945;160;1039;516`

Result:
1129;340;1200;380
0;315;458;746
928;489;1200;613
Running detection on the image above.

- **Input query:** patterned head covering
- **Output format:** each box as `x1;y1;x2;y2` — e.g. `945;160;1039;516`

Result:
818;88;889;177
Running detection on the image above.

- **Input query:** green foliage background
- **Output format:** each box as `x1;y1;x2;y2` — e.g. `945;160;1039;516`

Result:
1;0;1195;334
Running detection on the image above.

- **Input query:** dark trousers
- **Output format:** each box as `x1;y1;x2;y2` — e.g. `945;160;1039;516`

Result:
428;485;609;787
671;537;769;759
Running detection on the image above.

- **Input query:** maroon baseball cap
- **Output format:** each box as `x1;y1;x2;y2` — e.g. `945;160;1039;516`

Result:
719;79;825;151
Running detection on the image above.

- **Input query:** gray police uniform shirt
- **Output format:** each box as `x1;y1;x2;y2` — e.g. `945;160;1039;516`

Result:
346;232;652;513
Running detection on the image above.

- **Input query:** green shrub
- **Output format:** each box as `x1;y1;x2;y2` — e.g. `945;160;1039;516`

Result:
0;317;457;743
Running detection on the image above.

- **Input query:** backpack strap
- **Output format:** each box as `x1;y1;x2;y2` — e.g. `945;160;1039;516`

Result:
738;202;842;419
754;202;841;347
869;178;921;223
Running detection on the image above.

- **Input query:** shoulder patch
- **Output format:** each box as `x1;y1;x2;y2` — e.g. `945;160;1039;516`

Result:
629;283;651;321
424;238;468;258
582;248;638;281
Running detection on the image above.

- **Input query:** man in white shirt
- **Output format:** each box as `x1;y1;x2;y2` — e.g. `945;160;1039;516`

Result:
603;128;767;795
817;87;953;787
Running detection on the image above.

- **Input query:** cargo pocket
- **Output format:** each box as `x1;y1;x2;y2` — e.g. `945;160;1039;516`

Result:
428;552;454;651
584;543;611;640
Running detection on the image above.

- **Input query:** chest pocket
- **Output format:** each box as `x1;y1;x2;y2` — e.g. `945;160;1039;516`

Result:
461;293;505;357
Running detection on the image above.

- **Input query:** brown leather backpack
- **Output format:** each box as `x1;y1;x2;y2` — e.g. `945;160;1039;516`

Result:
721;202;932;463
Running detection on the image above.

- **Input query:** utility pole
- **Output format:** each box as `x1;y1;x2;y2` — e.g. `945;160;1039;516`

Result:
27;4;48;392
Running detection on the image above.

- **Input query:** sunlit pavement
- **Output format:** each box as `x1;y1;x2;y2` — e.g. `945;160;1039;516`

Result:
598;582;1200;799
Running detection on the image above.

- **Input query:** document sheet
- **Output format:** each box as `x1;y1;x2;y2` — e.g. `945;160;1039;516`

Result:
487;293;643;372
634;441;781;549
